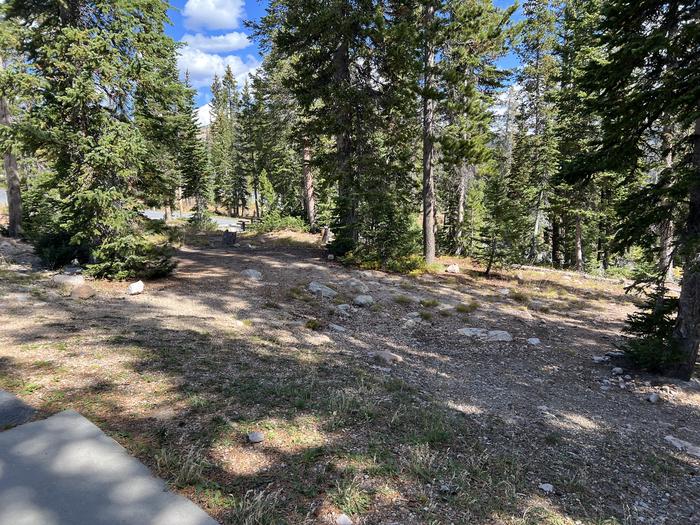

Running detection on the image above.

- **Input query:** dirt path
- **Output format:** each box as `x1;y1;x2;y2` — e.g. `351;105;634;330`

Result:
1;232;699;524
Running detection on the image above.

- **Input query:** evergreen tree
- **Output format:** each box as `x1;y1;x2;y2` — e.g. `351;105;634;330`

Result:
135;51;185;220
516;0;560;262
209;67;238;214
437;0;515;256
572;0;700;379
477;88;533;275
0;6;24;237
180;75;212;229
234;80;257;218
6;0;178;278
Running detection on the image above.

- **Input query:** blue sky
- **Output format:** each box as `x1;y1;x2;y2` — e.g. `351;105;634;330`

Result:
166;0;521;108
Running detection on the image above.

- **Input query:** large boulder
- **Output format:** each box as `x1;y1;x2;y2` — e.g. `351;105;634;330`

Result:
308;281;338;299
445;264;461;274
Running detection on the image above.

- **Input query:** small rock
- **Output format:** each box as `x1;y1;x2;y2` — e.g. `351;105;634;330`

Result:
539;483;554;494
457;327;512;342
527;337;541;346
241;269;263;281
246;244;257;249
605;350;625;358
308;281;338;299
648;393;661;403
336;304;352;316
353;294;375;307
665;435;700;458
127;280;144;295
445;264;461;274
52;274;85;287
336;514;353;525
402;319;417;329
592;356;609;364
612;367;624;376
247;431;264;444
499;288;510;296
370;351;403;365
328;323;346;333
487;330;513;342
407;311;421;318
458;327;487;338
623;374;632;381
327;254;335;261
71;284;96;300
345;278;369;294
7;292;30;303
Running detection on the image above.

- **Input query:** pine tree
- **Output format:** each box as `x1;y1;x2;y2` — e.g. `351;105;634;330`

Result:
233;80;257;218
516;0;560;262
477;88;533;275
135;52;185;220
0;6;24;237
572;0;700;379
6;0;178;278
180;75;212;229
209;67;238;214
437;0;515;256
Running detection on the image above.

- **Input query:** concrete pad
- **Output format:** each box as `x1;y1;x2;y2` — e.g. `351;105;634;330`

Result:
0;390;35;430
0;410;218;525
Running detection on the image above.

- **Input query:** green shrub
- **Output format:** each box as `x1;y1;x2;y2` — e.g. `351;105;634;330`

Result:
251;211;309;234
625;293;683;372
23;172;175;279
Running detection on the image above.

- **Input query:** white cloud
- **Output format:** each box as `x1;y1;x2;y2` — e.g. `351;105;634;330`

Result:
183;0;245;31
182;32;250;53
197;103;212;127
178;47;260;89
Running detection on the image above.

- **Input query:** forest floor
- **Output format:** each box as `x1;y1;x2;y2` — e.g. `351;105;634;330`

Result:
1;230;699;525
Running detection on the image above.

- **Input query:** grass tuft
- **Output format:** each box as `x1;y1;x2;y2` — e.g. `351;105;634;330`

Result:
399;443;439;482
455;300;479;313
155;446;210;487
330;476;371;516
229;489;283;525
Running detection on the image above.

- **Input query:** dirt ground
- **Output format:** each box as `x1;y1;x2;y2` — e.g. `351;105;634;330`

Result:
1;231;699;525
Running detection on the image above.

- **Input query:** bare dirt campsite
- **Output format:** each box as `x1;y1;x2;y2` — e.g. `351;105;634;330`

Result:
1;232;699;525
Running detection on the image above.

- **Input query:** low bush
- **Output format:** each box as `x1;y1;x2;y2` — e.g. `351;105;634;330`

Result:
251;211;309;234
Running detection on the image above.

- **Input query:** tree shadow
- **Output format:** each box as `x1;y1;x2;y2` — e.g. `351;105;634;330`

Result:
1;237;699;524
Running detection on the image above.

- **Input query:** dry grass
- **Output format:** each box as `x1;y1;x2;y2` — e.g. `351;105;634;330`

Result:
0;238;695;525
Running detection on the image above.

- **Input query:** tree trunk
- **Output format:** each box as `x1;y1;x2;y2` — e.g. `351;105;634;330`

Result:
552;218;561;268
302;143;316;230
177;187;184;216
453;165;469;255
164;204;172;222
422;2;436;264
253;183;260;219
574;215;584;271
669;117;700;380
659;219;675;282
659;127;675;282
529;189;544;261
0;80;21;237
333;31;357;249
